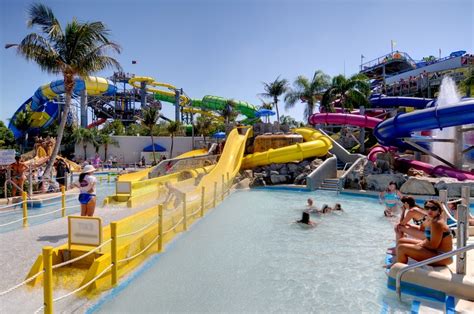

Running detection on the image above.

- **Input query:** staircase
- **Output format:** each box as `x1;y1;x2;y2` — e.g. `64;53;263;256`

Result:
336;158;345;170
409;296;474;314
319;178;339;191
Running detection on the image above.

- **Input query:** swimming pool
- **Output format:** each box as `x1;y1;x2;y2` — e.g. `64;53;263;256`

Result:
92;189;411;313
0;178;116;234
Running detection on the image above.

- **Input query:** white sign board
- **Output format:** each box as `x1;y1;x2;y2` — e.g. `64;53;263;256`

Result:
68;216;102;247
0;150;15;165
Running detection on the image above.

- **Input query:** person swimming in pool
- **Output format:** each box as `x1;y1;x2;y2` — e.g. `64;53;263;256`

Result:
379;181;403;217
305;198;319;213
296;211;316;226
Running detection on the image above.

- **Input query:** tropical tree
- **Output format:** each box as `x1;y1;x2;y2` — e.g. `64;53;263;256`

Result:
102;120;125;135
195;115;213;144
259;76;288;123
285;70;330;120
460;70;474;97
72;127;93;161
137;107;160;164
6;3;121;178
0;121;15;149
167;121;182;158
279;115;300;129
422;55;437;62
11;108;33;152
97;131;118;161
219;99;238;128
321;74;370;112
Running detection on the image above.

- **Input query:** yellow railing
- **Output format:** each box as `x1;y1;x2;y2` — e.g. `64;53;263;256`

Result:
17;172;234;313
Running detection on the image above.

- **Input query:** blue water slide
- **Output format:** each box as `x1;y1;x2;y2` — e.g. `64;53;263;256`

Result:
370;94;434;109
373;98;474;149
9;77;116;139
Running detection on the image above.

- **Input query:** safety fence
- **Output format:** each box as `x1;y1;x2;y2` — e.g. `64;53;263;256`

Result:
0;171;235;314
0;175;115;230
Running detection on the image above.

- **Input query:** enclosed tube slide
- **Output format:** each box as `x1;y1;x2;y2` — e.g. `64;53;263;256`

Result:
129;76;257;120
9;76;117;139
369;94;434;109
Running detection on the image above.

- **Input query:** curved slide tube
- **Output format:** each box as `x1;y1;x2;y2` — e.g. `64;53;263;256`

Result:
308;112;381;129
373;98;474;149
240;128;332;169
369;95;434;109
9;76;117;139
129;76;257;121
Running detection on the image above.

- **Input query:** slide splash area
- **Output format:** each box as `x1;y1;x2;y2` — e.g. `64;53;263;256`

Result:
9;76;116;139
129;76;258;121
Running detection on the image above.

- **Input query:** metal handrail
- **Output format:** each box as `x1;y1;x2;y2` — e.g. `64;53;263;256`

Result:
337;156;366;192
396;244;474;300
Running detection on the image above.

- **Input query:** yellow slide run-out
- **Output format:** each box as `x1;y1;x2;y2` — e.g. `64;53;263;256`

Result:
26;128;251;293
240;128;332;169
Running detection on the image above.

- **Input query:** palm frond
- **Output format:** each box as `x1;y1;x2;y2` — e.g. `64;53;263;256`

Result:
27;3;63;40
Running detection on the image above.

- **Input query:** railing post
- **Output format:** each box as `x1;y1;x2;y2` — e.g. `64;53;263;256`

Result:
42;246;53;314
61;186;66;217
22;192;28;227
439;189;448;205
28;166;33;196
213;181;217;207
182;193;187;231
107;174;110;183
158;204;163;252
221;174;225;201
111;222;118;287
456;186;470;275
200;186;205;217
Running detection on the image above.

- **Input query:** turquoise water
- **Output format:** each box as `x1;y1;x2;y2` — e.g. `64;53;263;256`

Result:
0;178;115;233
94;190;411;313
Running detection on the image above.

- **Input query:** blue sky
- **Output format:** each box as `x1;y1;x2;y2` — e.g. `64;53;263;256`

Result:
0;0;472;125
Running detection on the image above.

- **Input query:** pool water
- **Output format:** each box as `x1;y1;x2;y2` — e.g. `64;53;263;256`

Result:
0;178;116;233
94;189;411;313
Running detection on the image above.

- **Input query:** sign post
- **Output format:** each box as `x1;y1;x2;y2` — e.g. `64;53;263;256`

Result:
68;216;103;250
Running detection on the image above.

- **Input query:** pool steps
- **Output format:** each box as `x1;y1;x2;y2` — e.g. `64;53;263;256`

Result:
410;296;474;313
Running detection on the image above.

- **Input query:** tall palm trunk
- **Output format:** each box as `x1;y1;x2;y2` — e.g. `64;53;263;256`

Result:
43;76;72;178
170;134;174;158
274;95;280;124
150;134;157;164
104;144;108;161
83;144;87;161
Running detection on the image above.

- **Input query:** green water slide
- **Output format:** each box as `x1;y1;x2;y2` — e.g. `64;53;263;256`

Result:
154;93;258;120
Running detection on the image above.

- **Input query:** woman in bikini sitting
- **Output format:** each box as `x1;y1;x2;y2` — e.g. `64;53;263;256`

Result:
395;200;453;267
395;196;428;241
379;181;403;217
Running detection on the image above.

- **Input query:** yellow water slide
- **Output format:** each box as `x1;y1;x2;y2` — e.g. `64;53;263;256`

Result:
117;149;208;183
240;128;332;169
26;128;251;293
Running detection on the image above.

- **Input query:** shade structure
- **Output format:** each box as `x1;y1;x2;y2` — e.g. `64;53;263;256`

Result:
212;132;226;139
255;109;276;117
143;143;167;152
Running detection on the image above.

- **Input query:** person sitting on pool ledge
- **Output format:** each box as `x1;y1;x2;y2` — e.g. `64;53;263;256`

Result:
296;211;317;226
393;200;453;267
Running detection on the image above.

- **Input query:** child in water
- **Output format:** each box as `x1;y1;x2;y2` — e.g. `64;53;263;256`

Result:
296;211;317;226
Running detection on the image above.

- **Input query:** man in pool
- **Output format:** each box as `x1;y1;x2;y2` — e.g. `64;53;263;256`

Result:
296;211;317;226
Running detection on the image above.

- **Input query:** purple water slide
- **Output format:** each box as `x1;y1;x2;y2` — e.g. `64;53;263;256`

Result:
308;113;381;128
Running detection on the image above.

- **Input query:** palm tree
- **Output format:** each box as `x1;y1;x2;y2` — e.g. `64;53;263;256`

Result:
460;70;474;97
98;131;118;161
260;76;288;123
219;99;238;128
72;127;93;162
195;115;213;144
167;121;181;158
285;70;330;120
321;74;370;112
6;3;121;178
138;107;160;164
11;108;33;152
279;115;299;128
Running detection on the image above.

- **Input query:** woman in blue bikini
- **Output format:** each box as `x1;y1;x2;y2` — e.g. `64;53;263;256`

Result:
379;181;403;217
76;165;97;216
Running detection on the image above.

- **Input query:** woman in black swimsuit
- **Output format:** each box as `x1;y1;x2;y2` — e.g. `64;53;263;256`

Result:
395;196;428;242
396;200;453;266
